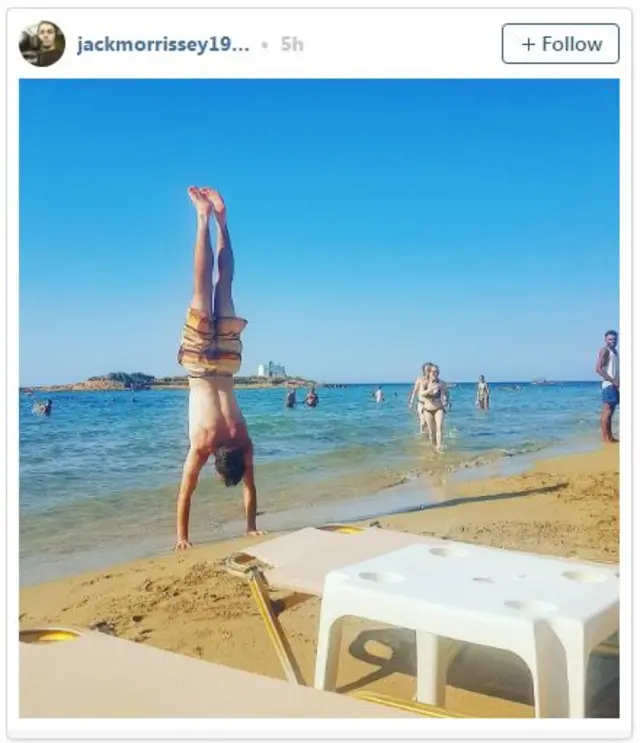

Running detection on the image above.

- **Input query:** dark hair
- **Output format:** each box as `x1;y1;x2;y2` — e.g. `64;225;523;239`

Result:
605;330;618;338
213;448;246;487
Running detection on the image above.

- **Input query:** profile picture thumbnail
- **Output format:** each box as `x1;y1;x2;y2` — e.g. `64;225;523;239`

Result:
20;21;66;68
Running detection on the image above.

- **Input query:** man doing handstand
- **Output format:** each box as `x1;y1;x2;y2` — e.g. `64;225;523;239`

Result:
174;186;261;551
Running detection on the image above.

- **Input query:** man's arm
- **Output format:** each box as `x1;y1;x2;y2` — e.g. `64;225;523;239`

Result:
242;442;261;535
596;348;616;385
408;379;420;408
175;446;209;550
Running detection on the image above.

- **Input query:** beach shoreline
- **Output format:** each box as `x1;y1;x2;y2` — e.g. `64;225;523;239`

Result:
20;444;619;589
19;434;603;588
19;445;619;717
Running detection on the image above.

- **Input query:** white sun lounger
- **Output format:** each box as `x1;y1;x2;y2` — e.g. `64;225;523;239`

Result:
226;524;619;711
19;627;454;718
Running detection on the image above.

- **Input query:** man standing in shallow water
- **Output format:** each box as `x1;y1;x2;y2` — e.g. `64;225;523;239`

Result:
595;330;620;444
174;187;262;551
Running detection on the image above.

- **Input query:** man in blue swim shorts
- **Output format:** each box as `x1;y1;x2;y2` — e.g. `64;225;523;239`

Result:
595;330;619;444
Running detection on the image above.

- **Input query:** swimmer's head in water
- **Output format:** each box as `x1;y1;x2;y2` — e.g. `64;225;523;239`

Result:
213;447;246;487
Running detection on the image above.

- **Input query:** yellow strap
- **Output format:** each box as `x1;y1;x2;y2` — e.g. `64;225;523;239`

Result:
352;691;469;718
19;628;80;644
319;524;365;534
246;568;306;686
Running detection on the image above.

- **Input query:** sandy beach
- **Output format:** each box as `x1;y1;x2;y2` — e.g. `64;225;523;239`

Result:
19;446;619;718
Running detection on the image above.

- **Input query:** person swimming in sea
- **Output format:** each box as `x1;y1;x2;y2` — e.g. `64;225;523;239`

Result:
285;388;297;408
305;387;319;407
33;398;52;416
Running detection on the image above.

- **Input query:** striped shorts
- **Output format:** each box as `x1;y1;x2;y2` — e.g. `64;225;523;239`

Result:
177;307;247;378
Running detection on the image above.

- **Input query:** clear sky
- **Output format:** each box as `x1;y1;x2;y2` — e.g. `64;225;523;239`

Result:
19;79;619;385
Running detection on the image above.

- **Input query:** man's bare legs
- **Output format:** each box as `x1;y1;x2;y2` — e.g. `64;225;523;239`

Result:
200;187;236;319
187;186;215;315
418;409;427;435
434;409;445;453
199;188;263;537
601;403;617;443
174;188;215;553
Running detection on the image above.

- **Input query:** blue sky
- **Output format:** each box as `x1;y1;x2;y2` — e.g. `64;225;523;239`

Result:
20;79;619;385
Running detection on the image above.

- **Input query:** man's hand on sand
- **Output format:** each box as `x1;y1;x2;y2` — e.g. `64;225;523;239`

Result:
174;539;193;552
200;187;227;227
187;186;214;217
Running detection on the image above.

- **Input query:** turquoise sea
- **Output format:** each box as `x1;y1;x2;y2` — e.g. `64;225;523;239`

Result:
19;382;610;585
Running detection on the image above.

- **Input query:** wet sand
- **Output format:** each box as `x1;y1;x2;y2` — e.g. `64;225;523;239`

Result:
19;446;620;718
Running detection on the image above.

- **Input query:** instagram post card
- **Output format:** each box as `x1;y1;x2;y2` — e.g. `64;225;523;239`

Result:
3;3;633;740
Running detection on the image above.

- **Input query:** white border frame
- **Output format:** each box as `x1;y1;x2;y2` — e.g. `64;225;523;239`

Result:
3;1;634;740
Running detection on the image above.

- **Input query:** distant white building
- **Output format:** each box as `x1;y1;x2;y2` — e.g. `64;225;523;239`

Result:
257;361;287;378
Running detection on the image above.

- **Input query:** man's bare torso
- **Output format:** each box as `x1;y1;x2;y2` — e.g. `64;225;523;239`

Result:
188;376;249;450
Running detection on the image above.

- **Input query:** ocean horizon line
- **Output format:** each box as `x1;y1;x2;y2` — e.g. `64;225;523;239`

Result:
20;378;602;390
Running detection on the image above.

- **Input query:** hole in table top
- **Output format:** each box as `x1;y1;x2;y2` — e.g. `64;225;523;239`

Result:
504;600;557;614
472;577;494;584
429;546;469;558
358;571;406;584
561;570;611;583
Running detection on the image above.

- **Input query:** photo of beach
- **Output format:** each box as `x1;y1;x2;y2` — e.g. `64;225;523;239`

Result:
17;77;620;719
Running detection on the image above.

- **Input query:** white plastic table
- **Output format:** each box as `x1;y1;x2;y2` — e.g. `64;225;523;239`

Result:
313;541;619;718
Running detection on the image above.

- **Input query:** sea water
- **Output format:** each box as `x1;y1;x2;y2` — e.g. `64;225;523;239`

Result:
19;382;607;584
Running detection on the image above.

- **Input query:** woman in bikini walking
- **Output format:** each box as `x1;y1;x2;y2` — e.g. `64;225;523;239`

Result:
419;364;448;452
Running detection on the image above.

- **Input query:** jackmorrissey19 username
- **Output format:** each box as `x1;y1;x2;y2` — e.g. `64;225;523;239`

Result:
77;36;241;56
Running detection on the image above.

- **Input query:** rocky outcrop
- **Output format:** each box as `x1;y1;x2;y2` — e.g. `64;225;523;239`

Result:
25;374;326;393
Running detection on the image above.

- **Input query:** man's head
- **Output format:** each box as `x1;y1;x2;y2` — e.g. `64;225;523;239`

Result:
421;362;433;376
605;330;618;350
213;447;246;487
37;21;59;49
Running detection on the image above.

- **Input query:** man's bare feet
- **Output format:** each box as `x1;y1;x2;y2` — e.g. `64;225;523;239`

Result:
187;186;213;217
174;539;193;552
245;529;266;537
200;187;227;226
